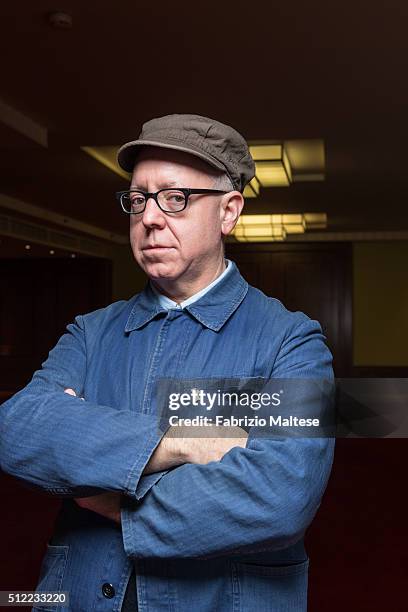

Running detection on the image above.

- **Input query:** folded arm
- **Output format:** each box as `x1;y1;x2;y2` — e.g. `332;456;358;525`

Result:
0;315;168;499
121;318;336;559
0;313;247;507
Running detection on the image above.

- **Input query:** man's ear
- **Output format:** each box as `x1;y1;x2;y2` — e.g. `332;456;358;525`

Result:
220;192;245;237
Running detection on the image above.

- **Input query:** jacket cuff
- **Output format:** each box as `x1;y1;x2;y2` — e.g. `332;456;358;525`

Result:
133;469;170;500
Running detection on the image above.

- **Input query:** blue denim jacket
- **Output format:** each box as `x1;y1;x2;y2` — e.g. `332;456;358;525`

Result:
0;261;335;612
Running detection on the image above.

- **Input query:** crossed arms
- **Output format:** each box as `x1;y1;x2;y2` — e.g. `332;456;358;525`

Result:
0;314;335;559
64;386;248;525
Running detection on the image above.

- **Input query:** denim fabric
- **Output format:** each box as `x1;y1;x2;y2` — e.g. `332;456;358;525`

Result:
0;260;335;611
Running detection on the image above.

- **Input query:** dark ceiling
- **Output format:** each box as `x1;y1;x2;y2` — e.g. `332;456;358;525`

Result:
1;0;408;244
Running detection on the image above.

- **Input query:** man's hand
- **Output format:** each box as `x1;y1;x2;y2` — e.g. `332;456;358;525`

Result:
64;388;122;524
75;492;121;524
144;424;248;474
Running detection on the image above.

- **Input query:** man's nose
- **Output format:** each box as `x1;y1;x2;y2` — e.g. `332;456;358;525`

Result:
141;196;166;228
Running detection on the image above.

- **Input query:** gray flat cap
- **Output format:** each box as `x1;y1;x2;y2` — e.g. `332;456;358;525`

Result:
117;113;255;193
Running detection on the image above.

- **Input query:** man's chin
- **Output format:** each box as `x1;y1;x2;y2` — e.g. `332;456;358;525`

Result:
142;263;181;281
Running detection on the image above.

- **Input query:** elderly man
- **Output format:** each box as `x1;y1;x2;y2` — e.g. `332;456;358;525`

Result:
0;114;335;611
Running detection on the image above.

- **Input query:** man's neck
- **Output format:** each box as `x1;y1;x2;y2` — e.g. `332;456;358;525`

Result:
150;258;227;304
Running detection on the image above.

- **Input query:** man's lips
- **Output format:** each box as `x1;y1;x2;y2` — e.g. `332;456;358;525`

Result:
142;245;174;250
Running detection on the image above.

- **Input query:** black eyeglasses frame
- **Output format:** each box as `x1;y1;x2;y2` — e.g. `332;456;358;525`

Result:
116;188;229;214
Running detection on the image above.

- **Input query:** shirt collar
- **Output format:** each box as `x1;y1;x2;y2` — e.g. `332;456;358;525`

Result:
124;259;248;333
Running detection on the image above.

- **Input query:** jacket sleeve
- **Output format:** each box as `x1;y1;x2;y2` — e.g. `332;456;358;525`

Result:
0;315;166;499
121;318;336;559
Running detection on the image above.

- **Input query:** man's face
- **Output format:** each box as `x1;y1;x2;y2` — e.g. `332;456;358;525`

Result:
129;147;228;283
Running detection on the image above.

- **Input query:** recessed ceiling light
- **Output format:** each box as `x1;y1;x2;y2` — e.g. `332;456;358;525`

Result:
49;249;55;255
70;253;76;258
25;244;31;250
233;213;327;242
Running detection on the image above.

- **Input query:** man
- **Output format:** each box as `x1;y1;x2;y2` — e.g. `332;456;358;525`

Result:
0;114;335;611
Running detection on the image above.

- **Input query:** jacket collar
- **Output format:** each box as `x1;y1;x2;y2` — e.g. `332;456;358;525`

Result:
124;260;248;333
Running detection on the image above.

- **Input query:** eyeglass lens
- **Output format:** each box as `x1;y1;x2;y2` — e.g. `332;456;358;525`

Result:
121;189;187;213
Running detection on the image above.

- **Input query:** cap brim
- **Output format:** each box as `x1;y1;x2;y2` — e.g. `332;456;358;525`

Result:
117;139;227;175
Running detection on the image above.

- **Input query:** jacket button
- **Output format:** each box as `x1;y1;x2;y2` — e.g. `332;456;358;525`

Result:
102;583;115;598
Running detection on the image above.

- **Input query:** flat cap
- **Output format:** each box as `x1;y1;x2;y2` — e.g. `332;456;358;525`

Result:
117;114;255;193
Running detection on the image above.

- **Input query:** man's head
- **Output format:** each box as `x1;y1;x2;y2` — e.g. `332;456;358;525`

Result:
117;114;255;292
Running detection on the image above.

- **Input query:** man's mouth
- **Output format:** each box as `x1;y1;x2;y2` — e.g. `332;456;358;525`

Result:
143;245;174;250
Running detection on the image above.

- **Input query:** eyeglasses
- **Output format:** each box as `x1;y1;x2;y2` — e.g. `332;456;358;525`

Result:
116;188;229;214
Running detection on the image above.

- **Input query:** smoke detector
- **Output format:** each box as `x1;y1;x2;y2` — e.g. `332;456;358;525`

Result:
48;11;73;29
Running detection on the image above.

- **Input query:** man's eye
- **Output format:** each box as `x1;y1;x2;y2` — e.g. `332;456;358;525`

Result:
131;197;145;205
165;192;185;203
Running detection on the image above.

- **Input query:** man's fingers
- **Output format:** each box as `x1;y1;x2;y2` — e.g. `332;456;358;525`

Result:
64;388;85;400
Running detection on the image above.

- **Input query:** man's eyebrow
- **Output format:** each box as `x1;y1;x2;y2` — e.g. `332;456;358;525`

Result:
130;180;180;190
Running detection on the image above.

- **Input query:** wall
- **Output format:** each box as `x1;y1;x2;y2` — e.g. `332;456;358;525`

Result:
111;243;147;302
353;241;408;366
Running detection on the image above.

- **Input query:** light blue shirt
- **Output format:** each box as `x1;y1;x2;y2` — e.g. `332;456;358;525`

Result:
150;258;232;310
